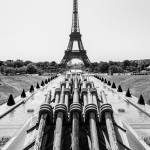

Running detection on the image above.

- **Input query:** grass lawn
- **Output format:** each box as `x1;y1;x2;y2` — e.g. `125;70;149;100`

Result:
101;75;150;104
0;74;48;105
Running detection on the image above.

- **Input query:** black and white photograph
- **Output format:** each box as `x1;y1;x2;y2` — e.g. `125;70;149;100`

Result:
0;0;150;149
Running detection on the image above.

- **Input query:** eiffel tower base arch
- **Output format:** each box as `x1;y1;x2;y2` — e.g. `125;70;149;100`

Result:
61;50;91;67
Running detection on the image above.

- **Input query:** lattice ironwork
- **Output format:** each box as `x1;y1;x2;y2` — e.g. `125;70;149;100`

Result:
60;0;91;67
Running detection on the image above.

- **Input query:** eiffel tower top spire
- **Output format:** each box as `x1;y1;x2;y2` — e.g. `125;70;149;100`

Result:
71;0;80;33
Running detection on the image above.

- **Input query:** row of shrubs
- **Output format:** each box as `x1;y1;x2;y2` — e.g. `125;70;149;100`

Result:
94;75;145;105
7;75;57;106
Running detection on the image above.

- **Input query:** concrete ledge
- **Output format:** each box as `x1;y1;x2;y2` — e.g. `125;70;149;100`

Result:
0;94;34;119
0;79;53;119
123;121;150;150
122;96;150;118
101;80;150;118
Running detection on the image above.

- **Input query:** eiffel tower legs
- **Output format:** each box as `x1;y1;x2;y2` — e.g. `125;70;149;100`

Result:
61;50;91;67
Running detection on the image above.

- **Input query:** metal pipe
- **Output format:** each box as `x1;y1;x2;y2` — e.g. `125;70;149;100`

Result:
34;115;47;150
92;90;101;123
92;93;98;106
53;112;64;150
82;83;99;150
89;112;100;150
87;85;92;104
72;77;80;150
60;85;65;103
55;93;60;105
72;112;79;150
87;89;100;150
64;81;70;108
34;92;51;150
53;84;65;150
101;91;119;150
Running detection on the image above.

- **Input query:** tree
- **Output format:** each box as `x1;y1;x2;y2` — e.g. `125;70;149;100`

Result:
26;63;37;74
89;62;99;72
5;67;16;75
0;66;5;74
36;61;49;71
37;68;44;75
122;60;130;69
0;61;4;66
24;60;32;66
126;66;137;72
98;62;109;73
50;61;57;67
36;62;44;69
14;59;24;68
109;65;123;73
43;61;50;71
16;66;27;74
108;61;120;66
130;61;138;67
5;60;14;67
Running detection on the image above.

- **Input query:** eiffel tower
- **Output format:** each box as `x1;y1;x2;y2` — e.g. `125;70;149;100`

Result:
60;0;91;67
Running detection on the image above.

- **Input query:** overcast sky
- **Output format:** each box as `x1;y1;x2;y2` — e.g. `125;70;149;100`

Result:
0;0;150;62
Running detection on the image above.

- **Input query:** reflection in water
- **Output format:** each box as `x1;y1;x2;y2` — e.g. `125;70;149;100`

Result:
8;110;15;118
